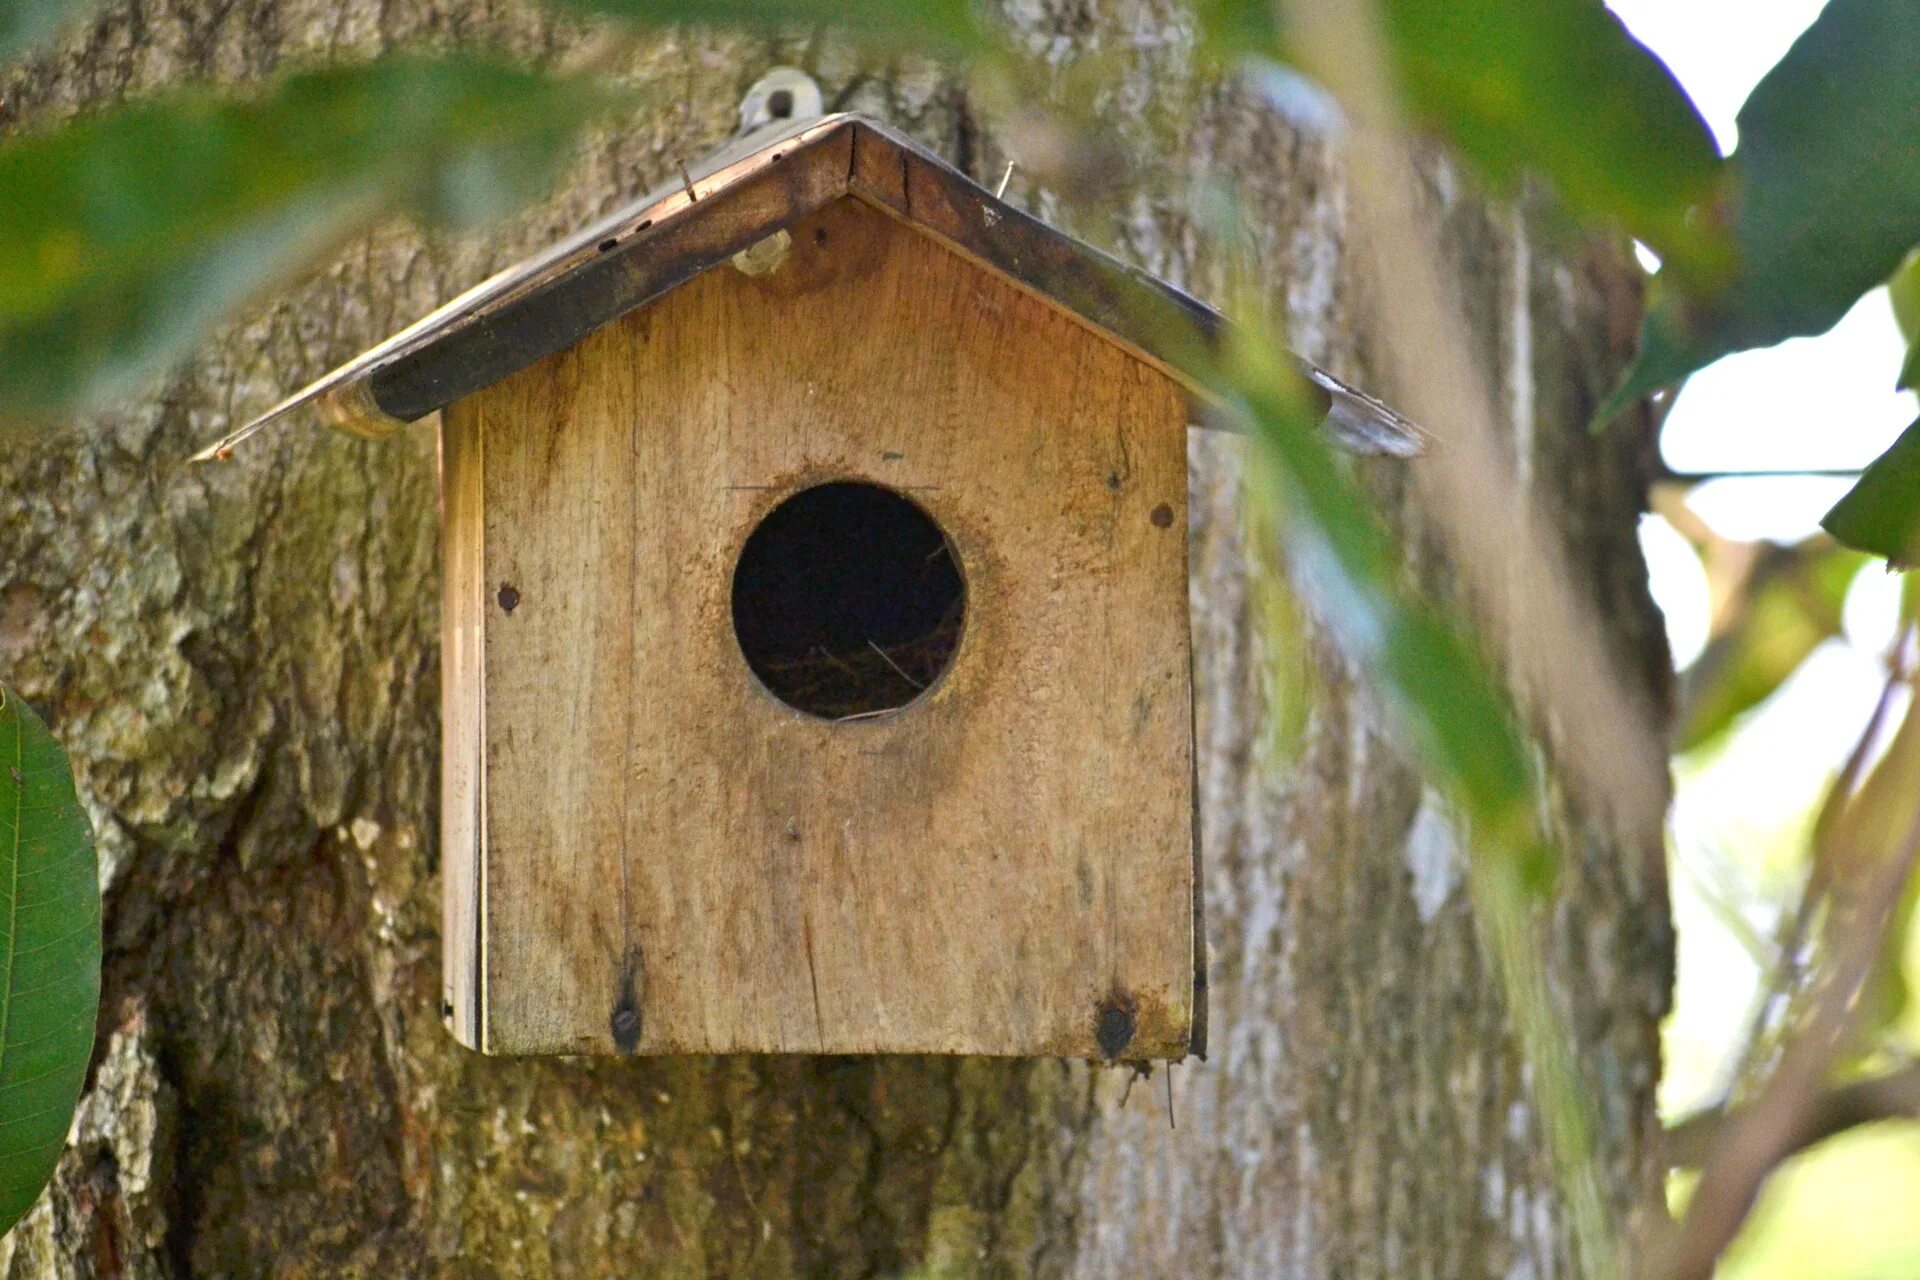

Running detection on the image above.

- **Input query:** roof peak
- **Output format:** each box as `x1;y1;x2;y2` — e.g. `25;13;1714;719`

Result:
192;112;1422;462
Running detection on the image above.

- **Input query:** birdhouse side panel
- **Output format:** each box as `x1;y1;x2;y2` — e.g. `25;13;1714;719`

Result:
456;195;1195;1058
439;398;487;1050
464;323;656;1055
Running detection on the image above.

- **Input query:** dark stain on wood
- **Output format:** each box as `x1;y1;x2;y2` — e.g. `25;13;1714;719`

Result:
610;946;646;1054
1095;991;1138;1060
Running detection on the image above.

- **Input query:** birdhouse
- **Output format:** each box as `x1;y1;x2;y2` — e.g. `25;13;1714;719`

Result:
208;101;1417;1060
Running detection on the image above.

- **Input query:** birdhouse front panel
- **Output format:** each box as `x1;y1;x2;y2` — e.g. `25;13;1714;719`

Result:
439;195;1197;1058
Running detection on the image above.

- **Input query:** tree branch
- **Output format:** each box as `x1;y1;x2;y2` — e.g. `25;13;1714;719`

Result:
1666;1061;1920;1170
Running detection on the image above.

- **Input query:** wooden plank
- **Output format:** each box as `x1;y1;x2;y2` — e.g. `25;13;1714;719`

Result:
846;130;1425;458
464;196;1196;1057
370;126;855;425
848;126;1225;389
465;312;650;1054
439;404;487;1050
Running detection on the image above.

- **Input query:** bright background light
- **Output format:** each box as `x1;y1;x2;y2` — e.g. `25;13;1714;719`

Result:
1601;4;1920;1275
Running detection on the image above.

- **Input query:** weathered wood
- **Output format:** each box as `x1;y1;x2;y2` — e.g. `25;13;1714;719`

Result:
364;115;1234;435
192;115;1425;462
846;123;1224;400
379;125;856;427
439;406;486;1048
449;196;1197;1058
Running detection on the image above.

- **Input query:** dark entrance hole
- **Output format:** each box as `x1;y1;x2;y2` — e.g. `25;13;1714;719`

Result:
731;481;965;720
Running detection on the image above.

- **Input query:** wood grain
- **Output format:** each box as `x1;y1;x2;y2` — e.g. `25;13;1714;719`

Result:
378;125;855;426
439;405;486;1049
444;196;1195;1058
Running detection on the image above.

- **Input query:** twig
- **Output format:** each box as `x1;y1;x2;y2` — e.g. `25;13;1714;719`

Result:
814;645;863;681
867;640;925;690
1118;1063;1146;1107
1655;465;1864;483
1659;759;1920;1280
1665;1060;1920;1170
1722;630;1912;1102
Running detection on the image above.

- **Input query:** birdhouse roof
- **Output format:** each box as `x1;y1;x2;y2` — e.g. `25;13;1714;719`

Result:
194;112;1422;461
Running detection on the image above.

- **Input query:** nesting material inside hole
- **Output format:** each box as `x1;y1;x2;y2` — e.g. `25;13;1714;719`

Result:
731;481;965;720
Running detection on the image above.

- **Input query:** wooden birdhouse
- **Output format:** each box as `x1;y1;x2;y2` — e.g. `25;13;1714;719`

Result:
208;103;1417;1060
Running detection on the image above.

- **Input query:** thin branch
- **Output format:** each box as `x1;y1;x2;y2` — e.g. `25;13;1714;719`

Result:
1659;788;1920;1280
1722;632;1912;1103
1665;1061;1920;1170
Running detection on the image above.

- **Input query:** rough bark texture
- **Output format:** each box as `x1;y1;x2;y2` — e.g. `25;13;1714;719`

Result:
0;1;1672;1276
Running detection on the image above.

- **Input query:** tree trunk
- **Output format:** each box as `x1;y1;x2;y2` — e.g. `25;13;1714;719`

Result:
0;2;1672;1276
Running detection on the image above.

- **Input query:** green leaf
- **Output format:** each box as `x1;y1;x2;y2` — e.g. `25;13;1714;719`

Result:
1218;333;1543;881
1889;250;1920;391
0;0;104;64
0;56;631;426
1609;0;1920;411
1195;0;1281;59
1222;0;1725;285
538;0;984;54
1823;416;1920;565
1246;484;1317;770
1374;0;1727;287
1678;542;1866;753
0;686;100;1236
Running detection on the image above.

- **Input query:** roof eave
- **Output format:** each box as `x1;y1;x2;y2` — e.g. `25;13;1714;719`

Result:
193;114;1425;463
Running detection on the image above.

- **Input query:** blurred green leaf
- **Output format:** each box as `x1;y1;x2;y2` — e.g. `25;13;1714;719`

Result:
1217;332;1543;883
0;686;100;1236
1823;418;1920;565
0;56;630;426
1889;251;1920;391
0;0;103;64
1211;325;1609;1271
1373;0;1726;287
1606;0;1920;418
1196;0;1281;59
538;0;984;54
1213;0;1725;286
1860;863;1917;1038
1819;688;1920;1049
1679;542;1867;753
1247;486;1317;770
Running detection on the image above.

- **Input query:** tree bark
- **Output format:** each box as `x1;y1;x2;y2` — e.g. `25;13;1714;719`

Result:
0;1;1673;1276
